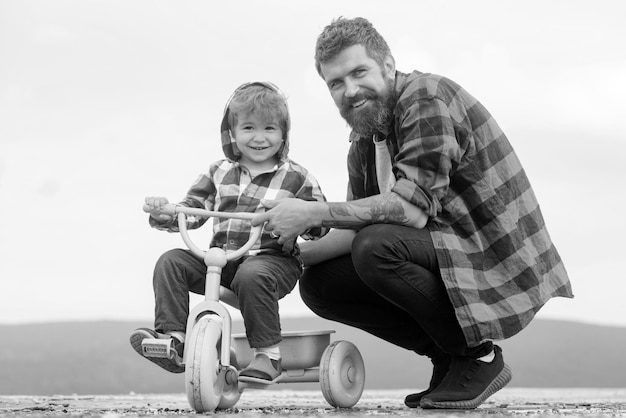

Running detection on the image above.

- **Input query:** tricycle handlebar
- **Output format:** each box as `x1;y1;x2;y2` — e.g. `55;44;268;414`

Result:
143;203;256;221
143;203;263;262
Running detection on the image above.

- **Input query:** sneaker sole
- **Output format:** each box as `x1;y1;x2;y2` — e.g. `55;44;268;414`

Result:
420;364;512;409
130;328;185;374
404;390;431;408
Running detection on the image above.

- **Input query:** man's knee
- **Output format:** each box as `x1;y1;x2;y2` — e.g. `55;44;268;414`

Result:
352;224;389;264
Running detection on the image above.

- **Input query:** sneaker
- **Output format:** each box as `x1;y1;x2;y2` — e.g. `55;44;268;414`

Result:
238;353;282;384
420;345;512;409
129;328;185;374
404;355;451;408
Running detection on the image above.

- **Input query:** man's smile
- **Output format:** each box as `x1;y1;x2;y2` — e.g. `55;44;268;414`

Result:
351;99;368;108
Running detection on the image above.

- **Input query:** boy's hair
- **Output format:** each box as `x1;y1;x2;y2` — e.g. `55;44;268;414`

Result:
314;17;392;78
226;83;289;136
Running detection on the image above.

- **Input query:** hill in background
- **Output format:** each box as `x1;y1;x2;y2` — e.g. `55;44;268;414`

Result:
1;317;625;395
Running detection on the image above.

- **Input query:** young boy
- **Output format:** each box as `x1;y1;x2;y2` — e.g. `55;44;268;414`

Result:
131;81;327;383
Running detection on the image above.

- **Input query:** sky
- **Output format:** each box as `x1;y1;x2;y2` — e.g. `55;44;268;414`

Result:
1;0;625;329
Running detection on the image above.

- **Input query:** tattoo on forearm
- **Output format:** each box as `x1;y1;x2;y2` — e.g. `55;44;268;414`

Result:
322;194;410;228
367;194;409;224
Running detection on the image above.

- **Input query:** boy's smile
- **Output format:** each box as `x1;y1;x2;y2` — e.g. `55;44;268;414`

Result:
233;112;284;173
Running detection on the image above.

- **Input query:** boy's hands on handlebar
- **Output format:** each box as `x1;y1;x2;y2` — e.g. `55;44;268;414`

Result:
144;196;173;222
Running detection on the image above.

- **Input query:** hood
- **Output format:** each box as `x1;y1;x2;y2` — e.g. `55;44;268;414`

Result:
220;81;290;162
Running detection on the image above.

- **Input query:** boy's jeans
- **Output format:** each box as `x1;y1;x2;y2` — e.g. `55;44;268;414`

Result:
153;248;301;348
299;224;492;362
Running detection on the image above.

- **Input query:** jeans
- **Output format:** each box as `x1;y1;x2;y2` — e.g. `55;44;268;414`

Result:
299;224;492;361
153;248;301;348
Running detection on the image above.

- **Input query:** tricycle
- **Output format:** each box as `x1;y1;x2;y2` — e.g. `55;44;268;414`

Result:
139;203;366;412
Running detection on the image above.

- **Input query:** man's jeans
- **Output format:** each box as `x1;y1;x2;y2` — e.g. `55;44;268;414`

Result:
299;224;492;361
153;248;301;348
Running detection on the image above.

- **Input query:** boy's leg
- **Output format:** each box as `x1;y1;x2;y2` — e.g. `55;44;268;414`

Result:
229;254;301;348
229;254;301;382
130;248;206;373
153;248;207;333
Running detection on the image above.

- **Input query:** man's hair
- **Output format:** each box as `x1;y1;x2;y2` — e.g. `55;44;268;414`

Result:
227;84;289;135
314;17;392;77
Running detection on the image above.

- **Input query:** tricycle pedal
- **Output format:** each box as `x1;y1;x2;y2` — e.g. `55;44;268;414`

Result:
141;338;172;358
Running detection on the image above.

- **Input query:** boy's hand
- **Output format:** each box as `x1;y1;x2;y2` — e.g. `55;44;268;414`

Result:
144;196;173;222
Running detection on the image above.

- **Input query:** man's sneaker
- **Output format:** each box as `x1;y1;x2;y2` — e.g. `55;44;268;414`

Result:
129;328;185;374
404;355;451;408
420;345;512;409
238;353;282;384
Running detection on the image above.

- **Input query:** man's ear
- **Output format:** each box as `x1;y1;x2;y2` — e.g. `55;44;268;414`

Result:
383;55;396;78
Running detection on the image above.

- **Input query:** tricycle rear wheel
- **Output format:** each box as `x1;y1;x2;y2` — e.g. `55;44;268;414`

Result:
319;340;365;408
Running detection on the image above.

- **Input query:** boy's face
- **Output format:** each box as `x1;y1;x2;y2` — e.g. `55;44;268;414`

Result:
232;112;284;170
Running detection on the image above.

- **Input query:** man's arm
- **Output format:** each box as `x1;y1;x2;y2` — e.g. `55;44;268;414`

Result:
321;192;427;229
253;192;428;246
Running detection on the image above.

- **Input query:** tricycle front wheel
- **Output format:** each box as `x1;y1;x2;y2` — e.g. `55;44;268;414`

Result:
319;340;365;408
185;315;240;412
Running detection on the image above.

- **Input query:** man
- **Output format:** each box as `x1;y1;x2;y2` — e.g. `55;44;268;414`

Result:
252;17;572;409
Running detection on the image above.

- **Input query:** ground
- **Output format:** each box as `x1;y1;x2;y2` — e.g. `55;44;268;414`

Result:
1;389;625;417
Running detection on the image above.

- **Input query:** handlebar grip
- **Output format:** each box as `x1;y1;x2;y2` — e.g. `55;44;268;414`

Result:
142;203;178;215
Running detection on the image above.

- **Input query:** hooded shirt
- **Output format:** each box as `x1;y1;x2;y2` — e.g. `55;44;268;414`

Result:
220;81;291;163
151;82;327;255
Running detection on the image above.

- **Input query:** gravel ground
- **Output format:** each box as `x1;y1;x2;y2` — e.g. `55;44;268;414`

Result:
1;389;625;417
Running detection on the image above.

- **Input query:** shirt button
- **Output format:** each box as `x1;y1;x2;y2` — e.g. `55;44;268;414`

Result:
229;239;235;245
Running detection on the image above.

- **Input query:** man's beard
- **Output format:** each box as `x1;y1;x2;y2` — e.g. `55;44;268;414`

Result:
339;77;395;137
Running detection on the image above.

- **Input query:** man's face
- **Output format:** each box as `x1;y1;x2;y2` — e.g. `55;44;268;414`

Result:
320;44;395;136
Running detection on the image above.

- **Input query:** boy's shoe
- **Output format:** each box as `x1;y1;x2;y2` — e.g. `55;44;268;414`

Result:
238;353;282;384
129;328;185;374
420;345;512;409
404;355;451;408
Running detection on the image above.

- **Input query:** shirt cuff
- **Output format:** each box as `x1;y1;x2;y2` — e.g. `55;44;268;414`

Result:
391;178;439;218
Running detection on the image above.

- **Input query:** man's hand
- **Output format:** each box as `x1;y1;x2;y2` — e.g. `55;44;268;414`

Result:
144;196;173;222
252;198;320;246
252;193;428;250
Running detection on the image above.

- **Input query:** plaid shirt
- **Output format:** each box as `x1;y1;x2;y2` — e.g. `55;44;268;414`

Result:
347;71;573;346
151;159;327;255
